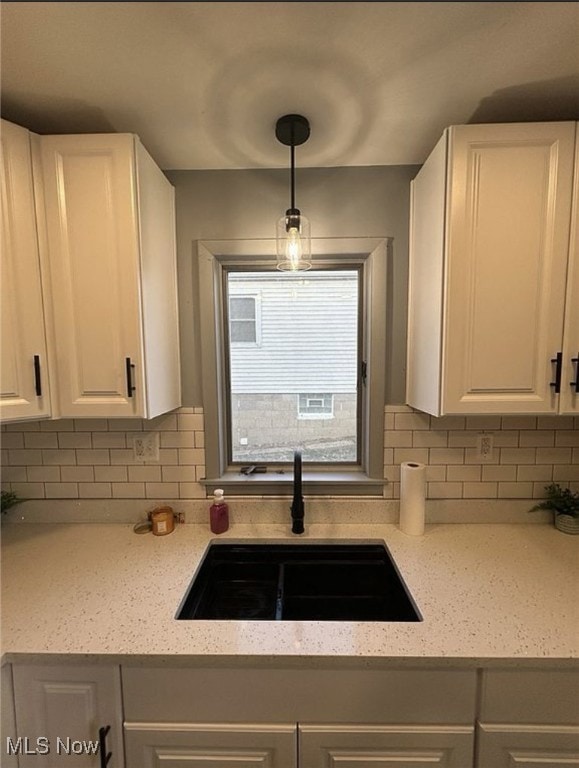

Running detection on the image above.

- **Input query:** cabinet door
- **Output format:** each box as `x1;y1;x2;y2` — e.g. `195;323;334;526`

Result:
443;122;575;414
561;124;579;414
1;664;19;767
477;724;579;767
0;119;51;422
40;134;145;418
299;724;474;768
124;722;296;768
12;664;124;767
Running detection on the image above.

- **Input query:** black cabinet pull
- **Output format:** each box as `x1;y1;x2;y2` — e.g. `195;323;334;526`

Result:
33;355;42;397
125;357;136;398
550;352;563;394
572;355;579;394
98;725;112;768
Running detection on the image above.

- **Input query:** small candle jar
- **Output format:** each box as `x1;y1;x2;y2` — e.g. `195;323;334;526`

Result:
150;506;175;536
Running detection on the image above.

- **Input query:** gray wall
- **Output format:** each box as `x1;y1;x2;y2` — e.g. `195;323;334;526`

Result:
165;165;419;406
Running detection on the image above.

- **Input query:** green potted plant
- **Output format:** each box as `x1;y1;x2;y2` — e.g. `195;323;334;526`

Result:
530;483;579;535
1;490;26;516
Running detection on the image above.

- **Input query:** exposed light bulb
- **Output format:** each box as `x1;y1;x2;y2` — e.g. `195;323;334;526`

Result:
286;226;302;270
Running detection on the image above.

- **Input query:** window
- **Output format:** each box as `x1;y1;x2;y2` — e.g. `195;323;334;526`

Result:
229;295;260;345
298;393;334;419
226;270;359;464
197;238;388;494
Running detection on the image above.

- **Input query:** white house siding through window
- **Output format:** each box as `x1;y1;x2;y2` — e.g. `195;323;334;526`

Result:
226;270;360;463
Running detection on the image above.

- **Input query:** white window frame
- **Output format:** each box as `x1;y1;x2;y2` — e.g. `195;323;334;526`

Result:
197;238;389;496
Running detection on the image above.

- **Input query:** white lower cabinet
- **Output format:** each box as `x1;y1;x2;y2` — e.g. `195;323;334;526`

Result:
121;667;477;768
299;724;474;767
124;722;296;768
476;724;579;767
476;669;579;768
11;664;124;767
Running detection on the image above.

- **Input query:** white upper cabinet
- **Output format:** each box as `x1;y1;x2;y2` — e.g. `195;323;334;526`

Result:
560;126;579;415
0;119;52;422
407;121;576;416
40;133;181;418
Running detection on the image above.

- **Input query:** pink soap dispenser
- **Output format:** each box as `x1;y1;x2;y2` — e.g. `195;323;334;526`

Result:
210;489;229;534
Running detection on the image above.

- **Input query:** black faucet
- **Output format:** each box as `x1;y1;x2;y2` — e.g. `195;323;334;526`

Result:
290;450;305;534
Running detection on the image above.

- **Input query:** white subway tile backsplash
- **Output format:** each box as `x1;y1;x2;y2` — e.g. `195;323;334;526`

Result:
128;465;162;482
1;433;24;449
145;413;178;431
447;464;481;482
536;447;572;464
112;482;145;499
79;483;112;498
76;449;110;465
58;432;92;449
94;466;128;482
27;466;61;482
177;413;204;431
516;465;554;481
92;432;127;449
499;447;536;464
178;448;205;466
45;483;78;499
24;433;58;449
160;431;196;448
2;406;578;507
42;449;76;465
162;465;196;482
8;449;43;465
76;419;108;432
428;482;462;499
498;481;534;498
519;430;555;447
555;430;579;447
384;430;412;448
501;416;537;430
413;430;447;448
2;466;28;482
429;447;464;465
394;412;430;431
145;482;179;499
40;419;74;432
61;466;94;482
463;482;498;498
553;465;579;481
482;465;517;481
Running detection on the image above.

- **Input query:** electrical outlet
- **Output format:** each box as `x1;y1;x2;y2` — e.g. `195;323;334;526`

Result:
476;432;494;462
133;433;159;462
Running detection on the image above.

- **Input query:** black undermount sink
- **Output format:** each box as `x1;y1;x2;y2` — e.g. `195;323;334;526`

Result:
176;543;422;622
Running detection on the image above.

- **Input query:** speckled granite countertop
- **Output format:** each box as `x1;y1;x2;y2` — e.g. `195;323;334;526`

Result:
1;522;578;667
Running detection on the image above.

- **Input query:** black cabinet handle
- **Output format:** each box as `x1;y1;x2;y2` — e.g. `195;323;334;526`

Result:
98;725;112;768
33;355;42;397
550;352;562;394
572;355;579;394
125;357;136;398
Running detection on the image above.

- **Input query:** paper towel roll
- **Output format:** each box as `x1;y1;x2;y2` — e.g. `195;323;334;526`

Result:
399;461;426;536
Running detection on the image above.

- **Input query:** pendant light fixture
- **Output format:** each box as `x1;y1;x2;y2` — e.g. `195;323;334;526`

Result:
275;114;311;272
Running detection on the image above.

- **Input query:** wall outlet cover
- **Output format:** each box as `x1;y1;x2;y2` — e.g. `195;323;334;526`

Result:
476;432;495;462
133;433;160;462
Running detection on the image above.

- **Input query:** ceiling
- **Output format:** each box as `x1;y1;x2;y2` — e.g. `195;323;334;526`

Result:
1;2;578;170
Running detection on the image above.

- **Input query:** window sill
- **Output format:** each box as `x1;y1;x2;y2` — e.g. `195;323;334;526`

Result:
200;470;386;497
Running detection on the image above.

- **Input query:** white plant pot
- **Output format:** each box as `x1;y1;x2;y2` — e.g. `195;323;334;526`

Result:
554;514;579;535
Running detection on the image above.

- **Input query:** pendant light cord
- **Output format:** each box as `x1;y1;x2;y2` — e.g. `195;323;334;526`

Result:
290;142;296;211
